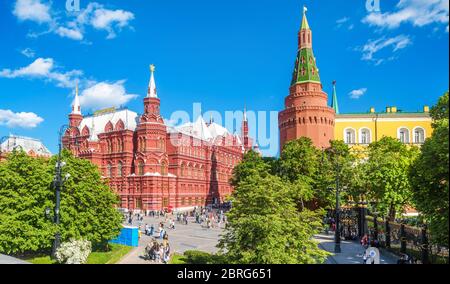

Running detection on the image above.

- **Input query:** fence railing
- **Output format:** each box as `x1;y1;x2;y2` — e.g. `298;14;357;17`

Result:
366;215;449;264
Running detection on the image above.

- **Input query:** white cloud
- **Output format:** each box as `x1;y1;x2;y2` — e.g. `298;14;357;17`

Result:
336;17;350;25
362;0;449;30
336;17;355;30
358;35;412;65
20;48;35;58
79;80;138;110
90;7;135;39
55;26;83;40
349;88;368;99
12;1;135;41
13;0;51;24
0;58;83;88
0;109;44;128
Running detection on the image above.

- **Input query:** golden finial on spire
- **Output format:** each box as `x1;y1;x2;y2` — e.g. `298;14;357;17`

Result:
150;64;155;73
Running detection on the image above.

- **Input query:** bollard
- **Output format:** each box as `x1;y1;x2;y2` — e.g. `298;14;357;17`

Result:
400;224;407;254
385;220;391;248
421;225;429;264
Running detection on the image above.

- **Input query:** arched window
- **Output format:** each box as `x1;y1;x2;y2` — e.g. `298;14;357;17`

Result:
138;161;144;176
108;140;112;153
118;161;123;177
344;128;356;144
107;163;112;178
398;128;410;144
180;163;185;177
360;128;371;145
142;138;146;151
161;162;167;176
413;128;425;144
119;139;124;152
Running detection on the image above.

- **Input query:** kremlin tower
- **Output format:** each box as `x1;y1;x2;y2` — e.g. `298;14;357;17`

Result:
278;7;335;151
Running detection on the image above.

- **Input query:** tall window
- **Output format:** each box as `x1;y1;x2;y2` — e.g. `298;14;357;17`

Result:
118;139;123;152
117;162;123;177
344;129;356;144
181;164;185;177
414;128;425;144
399;128;410;144
360;129;371;144
138;161;144;176
161;162;167;176
107;163;112;178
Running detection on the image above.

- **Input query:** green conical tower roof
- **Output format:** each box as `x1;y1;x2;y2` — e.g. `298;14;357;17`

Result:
331;81;339;114
291;7;320;85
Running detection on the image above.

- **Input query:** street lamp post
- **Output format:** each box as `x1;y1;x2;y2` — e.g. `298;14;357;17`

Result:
51;125;75;258
334;162;341;253
324;147;342;253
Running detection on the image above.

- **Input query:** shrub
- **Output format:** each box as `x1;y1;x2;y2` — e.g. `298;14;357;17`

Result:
55;239;91;264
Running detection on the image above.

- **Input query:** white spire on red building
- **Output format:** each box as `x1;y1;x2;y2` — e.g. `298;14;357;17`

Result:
147;64;158;98
72;82;81;114
243;105;247;122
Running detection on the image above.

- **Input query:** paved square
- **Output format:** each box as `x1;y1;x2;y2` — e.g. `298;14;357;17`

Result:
117;214;224;264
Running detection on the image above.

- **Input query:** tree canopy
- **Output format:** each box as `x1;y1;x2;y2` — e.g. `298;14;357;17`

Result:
219;150;329;264
0;150;122;255
410;91;449;245
363;137;419;219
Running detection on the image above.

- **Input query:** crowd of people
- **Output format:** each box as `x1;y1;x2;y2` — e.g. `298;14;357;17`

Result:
121;206;229;263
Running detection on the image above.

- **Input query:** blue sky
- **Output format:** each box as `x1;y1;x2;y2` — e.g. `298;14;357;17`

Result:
0;0;448;157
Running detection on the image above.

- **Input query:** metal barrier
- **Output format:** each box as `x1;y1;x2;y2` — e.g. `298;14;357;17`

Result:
366;215;449;264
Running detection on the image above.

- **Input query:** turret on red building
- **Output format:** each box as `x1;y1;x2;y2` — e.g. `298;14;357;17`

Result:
279;7;335;151
63;65;257;212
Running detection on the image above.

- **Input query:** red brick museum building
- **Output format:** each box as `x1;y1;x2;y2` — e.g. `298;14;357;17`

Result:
63;66;256;211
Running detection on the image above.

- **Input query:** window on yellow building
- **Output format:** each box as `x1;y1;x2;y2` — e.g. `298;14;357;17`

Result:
414;128;425;144
360;128;371;144
344;128;356;144
398;128;410;144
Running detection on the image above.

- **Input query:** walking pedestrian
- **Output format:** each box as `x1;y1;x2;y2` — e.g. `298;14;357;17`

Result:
163;232;169;247
149;224;154;236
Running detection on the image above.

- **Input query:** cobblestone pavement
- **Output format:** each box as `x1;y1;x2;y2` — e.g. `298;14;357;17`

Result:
314;233;398;264
117;215;224;264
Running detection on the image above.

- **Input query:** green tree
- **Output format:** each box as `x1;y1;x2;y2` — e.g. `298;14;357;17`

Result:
0;150;122;255
51;150;123;250
230;150;270;187
410;92;449;246
278;138;320;209
219;153;328;263
363;137;419;219
279;137;319;182
315;140;356;208
0;151;55;255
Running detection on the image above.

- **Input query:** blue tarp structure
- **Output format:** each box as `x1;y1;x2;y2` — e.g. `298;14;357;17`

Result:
109;226;139;247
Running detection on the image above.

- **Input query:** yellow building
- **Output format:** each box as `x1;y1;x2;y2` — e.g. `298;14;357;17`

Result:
330;84;432;147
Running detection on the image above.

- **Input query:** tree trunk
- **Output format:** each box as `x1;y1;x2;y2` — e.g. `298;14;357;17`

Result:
388;204;396;221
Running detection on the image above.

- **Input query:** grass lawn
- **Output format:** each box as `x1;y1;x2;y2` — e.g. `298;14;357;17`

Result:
86;244;132;264
169;253;187;264
27;255;55;264
23;244;132;264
